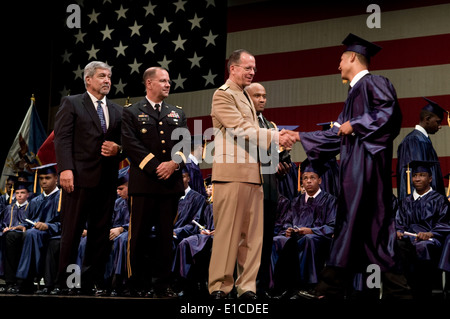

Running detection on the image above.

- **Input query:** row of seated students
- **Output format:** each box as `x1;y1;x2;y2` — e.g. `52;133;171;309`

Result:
0;159;449;299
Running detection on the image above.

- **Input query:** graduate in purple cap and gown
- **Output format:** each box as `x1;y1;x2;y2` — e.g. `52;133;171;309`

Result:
186;135;207;198
271;160;336;298
396;160;450;298
396;98;448;200
282;33;410;299
172;169;206;245
103;166;130;296
0;180;30;284
8;164;60;293
172;202;214;297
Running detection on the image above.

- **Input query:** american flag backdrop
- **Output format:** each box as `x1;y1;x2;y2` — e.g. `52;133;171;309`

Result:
48;0;450;194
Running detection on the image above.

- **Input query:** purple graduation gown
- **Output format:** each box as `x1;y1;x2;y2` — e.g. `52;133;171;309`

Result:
0;202;29;276
396;129;445;200
299;73;402;272
172;203;214;278
16;190;61;280
395;190;449;261
272;191;336;285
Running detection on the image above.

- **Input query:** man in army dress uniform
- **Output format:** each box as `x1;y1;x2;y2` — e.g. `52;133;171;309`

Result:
121;67;189;297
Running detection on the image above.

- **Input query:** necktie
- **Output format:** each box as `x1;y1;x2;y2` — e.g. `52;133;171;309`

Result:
155;103;161;117
243;91;251;104
96;100;107;133
307;197;314;205
258;116;266;128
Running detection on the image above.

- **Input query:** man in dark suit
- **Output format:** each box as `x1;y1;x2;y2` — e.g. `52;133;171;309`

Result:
245;82;279;298
121;66;188;297
54;61;123;294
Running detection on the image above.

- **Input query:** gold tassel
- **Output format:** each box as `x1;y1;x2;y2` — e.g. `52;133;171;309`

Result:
447;111;450;128
202;139;207;160
57;190;62;212
406;163;411;195
127;196;133;278
297;163;301;192
8;205;14;228
33;170;38;194
9;185;14;204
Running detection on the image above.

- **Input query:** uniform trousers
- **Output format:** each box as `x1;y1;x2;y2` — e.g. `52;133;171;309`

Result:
208;181;263;296
127;193;180;291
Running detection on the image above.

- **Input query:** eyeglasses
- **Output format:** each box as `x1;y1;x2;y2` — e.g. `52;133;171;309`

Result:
151;79;172;85
233;65;257;73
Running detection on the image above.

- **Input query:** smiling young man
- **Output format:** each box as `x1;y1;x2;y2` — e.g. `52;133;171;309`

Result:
287;33;408;299
396;98;448;200
395;160;450;298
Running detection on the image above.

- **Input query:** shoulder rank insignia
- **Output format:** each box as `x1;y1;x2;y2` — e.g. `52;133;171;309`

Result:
219;84;229;91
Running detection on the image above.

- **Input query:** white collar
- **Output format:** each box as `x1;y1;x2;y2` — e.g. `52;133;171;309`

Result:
413;187;433;200
15;200;28;208
414;124;429;138
188;153;199;165
183;186;191;197
145;97;163;109
305;188;321;203
87;91;106;107
43;186;59;197
350;70;369;87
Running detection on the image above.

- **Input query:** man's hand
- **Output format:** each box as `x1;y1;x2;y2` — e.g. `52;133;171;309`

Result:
34;222;49;231
276;162;291;176
337;121;354;136
110;227;123;240
156;160;179;180
101;141;120;157
416;232;433;241
297;227;313;235
279;129;300;149
60;170;74;193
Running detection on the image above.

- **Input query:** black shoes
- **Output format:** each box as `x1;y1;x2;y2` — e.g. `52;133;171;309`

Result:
238;291;258;300
210;290;227;299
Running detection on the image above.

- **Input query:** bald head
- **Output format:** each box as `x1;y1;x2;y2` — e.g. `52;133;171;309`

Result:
245;82;267;114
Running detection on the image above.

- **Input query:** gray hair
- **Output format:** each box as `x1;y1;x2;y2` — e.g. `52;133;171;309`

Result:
83;61;112;87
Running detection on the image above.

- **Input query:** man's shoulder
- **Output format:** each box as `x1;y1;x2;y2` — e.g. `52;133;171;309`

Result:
164;101;186;116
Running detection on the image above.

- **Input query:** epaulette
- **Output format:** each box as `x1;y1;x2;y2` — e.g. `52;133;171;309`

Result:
219;84;229;91
176;105;182;109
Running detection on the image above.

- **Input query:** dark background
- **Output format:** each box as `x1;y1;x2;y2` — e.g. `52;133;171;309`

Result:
1;2;66;170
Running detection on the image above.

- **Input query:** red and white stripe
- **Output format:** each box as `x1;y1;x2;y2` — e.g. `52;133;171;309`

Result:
122;1;450;192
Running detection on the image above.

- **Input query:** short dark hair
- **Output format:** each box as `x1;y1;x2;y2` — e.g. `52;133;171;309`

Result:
227;49;253;73
355;52;369;67
420;109;441;122
143;66;167;83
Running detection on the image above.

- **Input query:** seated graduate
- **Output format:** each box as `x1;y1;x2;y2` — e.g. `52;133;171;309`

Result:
104;166;130;296
172;168;206;245
272;159;337;299
0;175;17;213
396;160;450;299
204;175;213;204
5;164;61;294
186;135;207;198
173;201;214;298
0;180;31;290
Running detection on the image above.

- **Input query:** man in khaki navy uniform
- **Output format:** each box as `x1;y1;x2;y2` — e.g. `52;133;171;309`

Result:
121;67;188;298
208;50;295;300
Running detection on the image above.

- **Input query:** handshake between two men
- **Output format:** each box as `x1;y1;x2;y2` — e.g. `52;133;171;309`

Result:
278;120;354;149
